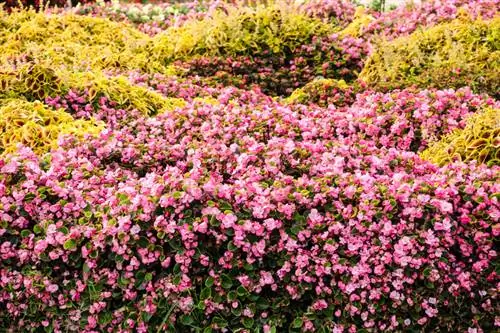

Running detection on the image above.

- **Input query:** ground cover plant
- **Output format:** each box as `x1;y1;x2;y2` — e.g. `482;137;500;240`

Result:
0;0;499;332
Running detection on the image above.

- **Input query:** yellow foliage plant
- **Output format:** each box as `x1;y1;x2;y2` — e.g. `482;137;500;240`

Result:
421;108;500;167
148;0;334;63
0;99;104;156
359;16;500;97
0;61;186;116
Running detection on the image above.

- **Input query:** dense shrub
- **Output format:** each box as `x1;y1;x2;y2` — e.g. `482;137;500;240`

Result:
360;0;500;41
0;99;103;156
175;33;369;96
308;87;498;153
0;9;154;73
0;87;498;332
1;0;68;11
0;2;498;332
359;17;500;96
73;0;213;35
421;107;500;167
148;2;333;62
1;61;186;116
298;0;356;26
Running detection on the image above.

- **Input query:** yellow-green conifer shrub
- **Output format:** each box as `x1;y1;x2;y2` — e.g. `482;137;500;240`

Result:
148;1;333;63
359;17;500;97
0;99;104;156
420;108;500;166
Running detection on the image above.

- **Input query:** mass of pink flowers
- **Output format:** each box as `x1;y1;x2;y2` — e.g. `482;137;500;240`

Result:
1;81;498;332
0;0;499;332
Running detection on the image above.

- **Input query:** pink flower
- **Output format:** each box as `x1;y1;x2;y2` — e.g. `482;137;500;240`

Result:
312;299;328;311
46;284;59;293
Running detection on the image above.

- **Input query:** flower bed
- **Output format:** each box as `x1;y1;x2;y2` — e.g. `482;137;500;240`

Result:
0;1;498;332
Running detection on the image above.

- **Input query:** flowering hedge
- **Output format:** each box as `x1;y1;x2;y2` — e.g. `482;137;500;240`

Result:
0;1;499;332
175;33;369;96
1;85;499;332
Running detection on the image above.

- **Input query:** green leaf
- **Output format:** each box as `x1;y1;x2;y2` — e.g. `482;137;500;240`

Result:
63;239;77;250
227;290;237;301
212;317;228;328
292;318;303;328
242;317;254;328
117;193;130;205
205;277;214;288
24;193;36;202
257;297;270;310
290;225;302;235
98;312;112;325
237;286;248;296
118;276;129;287
180;315;193;326
200;287;212;300
137;236;149;248
227;241;238;251
221;274;233;289
20;229;31;238
135;270;146;282
145;272;153;282
219;201;232;211
33;225;43;234
173;191;183;199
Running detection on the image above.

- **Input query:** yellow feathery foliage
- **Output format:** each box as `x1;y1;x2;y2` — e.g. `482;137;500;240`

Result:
148;1;333;63
359;17;500;97
420;108;500;167
0;99;104;156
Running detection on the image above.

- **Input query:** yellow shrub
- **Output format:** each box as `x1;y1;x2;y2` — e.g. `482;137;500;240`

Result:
359;17;500;97
66;72;187;115
148;1;333;63
0;61;186;116
0;99;104;156
420;108;500;166
0;9;158;73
